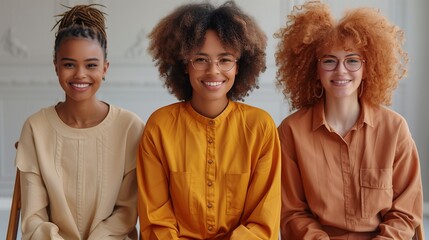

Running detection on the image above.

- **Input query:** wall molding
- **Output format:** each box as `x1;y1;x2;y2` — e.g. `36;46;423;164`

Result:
0;27;29;57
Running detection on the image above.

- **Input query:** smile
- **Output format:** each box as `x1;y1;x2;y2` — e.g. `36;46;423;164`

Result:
204;81;223;87
331;80;351;85
71;83;90;88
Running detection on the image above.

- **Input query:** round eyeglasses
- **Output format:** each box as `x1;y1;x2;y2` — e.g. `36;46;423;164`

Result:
318;56;365;72
188;56;238;72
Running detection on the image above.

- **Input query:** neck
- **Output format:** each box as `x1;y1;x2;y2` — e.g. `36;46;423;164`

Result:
190;98;229;119
55;99;109;128
324;96;360;137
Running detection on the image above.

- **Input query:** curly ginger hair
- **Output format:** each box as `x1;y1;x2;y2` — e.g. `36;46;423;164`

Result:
275;1;408;110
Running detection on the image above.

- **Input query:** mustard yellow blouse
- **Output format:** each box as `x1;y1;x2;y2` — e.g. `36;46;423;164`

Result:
137;101;281;240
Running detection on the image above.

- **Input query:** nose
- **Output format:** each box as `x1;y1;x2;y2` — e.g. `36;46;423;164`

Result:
74;66;86;79
206;60;220;74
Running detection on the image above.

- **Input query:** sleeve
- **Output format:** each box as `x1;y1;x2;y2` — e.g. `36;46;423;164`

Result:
374;119;423;239
136;124;180;240
229;117;282;240
88;116;144;240
278;121;330;240
17;120;64;240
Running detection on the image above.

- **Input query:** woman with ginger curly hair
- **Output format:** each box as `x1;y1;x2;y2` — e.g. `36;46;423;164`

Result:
275;1;423;239
15;4;144;239
136;1;281;239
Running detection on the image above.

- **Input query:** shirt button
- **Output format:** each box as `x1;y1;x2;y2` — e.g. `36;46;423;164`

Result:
207;138;213;143
208;120;214;125
208;225;213;231
207;203;213;208
207;181;213;186
208;159;213;164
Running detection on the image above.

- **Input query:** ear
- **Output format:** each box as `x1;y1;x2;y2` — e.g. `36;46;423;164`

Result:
103;61;110;76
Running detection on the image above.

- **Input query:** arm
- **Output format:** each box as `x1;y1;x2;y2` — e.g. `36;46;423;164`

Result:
230;120;281;240
136;127;180;240
20;172;64;240
17;121;64;240
278;122;330;240
374;120;423;239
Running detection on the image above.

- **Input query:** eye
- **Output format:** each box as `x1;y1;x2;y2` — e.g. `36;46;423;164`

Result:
321;58;337;64
192;57;209;63
345;58;361;64
218;57;235;63
63;63;74;68
87;63;98;68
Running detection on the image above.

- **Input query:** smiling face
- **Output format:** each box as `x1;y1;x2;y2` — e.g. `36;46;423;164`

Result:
317;47;364;102
187;30;239;108
54;37;109;104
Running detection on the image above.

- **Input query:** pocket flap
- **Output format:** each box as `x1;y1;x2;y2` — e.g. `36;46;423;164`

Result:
360;168;392;189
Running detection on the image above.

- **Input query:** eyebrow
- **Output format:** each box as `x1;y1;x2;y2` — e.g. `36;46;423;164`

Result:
321;53;361;58
60;57;101;62
194;52;235;58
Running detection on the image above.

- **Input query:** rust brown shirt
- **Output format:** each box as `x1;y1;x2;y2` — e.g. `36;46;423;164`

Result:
278;100;423;239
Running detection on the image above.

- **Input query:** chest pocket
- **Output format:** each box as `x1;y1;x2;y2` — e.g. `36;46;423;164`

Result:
226;173;250;215
360;168;393;219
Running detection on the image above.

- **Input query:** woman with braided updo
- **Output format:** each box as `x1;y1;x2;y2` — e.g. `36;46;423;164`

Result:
275;1;423;239
136;1;281;239
15;4;144;239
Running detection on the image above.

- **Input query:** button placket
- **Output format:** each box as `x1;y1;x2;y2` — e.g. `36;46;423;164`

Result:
341;142;354;227
206;119;216;232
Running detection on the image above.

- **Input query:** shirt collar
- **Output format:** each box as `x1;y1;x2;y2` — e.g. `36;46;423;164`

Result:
311;99;374;132
185;100;235;125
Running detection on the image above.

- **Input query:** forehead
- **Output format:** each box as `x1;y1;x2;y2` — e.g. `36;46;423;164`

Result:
318;43;362;57
56;37;104;60
193;30;239;56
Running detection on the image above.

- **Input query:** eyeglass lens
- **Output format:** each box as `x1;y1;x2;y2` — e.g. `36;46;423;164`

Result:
190;56;237;72
319;57;363;72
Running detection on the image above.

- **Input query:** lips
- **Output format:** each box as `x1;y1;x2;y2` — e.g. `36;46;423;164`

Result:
331;80;352;86
204;81;223;87
70;83;90;88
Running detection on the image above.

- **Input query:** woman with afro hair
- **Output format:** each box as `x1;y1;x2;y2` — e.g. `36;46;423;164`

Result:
136;1;281;239
276;1;423;239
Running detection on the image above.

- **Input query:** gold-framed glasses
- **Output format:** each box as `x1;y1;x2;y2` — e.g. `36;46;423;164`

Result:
188;55;238;72
318;56;365;72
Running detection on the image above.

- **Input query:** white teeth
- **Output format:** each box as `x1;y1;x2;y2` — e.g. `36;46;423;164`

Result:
72;83;90;88
205;81;222;86
333;80;350;84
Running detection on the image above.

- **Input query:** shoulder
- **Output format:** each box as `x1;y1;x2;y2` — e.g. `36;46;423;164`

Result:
231;102;278;137
279;107;312;129
365;103;408;127
23;105;56;126
110;105;143;123
233;102;275;123
108;105;145;134
146;102;183;124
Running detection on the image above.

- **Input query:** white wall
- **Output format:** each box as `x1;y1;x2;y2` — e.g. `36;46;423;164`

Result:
0;0;428;211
